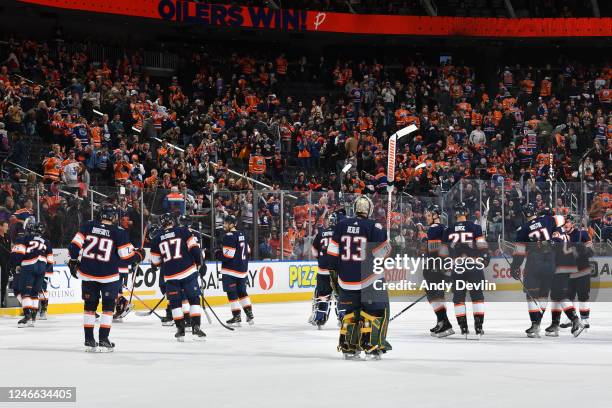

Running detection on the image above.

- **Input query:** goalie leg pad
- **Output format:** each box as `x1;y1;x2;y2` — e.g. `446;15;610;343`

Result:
359;309;391;352
338;312;361;353
312;295;331;326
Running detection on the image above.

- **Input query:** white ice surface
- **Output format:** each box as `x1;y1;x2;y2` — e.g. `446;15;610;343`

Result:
1;301;612;408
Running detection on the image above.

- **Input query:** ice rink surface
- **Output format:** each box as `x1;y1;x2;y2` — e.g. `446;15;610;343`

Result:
2;301;612;408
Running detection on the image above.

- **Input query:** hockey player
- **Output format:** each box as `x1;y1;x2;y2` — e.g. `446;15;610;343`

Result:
220;214;253;327
150;213;205;341
441;202;489;337
560;214;593;330
68;204;145;351
544;213;584;337
326;195;391;360
423;204;453;337
510;204;582;337
309;209;344;329
10;219;53;328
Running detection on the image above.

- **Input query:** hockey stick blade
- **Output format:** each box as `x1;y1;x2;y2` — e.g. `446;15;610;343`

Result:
135;296;165;316
199;276;234;331
396;124;418;138
201;296;235;331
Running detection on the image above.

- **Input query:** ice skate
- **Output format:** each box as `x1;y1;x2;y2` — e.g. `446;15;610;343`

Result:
226;314;242;328
571;318;585;337
581;318;590;329
526;322;541;338
17;310;32;328
433;319;455;338
342;351;362;361
161;306;174;326
98;338;115;352
84;339;98;352
175;319;186;342
559;317;572;329
245;308;254;326
545;322;560;337
364;350;382;361
192;325;207;341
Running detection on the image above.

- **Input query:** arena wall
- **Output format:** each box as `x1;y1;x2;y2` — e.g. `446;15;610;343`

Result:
2;250;611;316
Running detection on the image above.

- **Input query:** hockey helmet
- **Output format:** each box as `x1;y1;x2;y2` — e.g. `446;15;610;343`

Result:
100;203;118;222
353;195;374;218
160;213;175;229
522;203;536;218
453;202;468;217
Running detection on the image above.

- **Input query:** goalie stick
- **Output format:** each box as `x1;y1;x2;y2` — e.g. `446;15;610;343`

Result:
386;125;420;237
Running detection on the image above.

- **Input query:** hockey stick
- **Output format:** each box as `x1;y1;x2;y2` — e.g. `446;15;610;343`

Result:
198;275;213;325
135;295;165;316
201;294;235;331
123;285;164;320
389;293;428;322
497;236;545;314
386;125;419;237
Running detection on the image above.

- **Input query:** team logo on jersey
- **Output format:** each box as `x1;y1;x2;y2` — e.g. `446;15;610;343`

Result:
258;266;274;290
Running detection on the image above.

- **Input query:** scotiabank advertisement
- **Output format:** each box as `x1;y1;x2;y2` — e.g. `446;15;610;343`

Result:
47;249;318;306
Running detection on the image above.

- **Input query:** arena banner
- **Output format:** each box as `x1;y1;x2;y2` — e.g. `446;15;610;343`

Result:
1;251;611;315
19;0;612;37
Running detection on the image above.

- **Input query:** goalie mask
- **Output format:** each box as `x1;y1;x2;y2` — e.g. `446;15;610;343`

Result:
353;195;374;218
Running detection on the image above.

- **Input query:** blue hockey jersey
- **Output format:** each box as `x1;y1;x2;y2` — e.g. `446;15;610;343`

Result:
69;220;140;283
221;230;250;278
441;221;488;259
326;217;390;291
11;233;54;276
311;227;334;275
150;226;201;281
513;214;565;257
426;223;446;256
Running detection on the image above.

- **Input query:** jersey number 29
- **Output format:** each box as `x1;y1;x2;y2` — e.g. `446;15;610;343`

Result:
82;236;113;262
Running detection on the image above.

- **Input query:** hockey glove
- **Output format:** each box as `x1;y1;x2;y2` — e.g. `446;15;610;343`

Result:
68;259;79;279
199;263;207;279
133;248;146;263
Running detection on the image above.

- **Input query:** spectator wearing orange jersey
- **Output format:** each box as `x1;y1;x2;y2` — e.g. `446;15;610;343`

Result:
395;103;410;127
42;151;62;183
113;150;133;185
248;146;266;180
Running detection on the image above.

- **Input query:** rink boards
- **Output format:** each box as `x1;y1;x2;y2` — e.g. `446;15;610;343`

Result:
2;249;612;315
